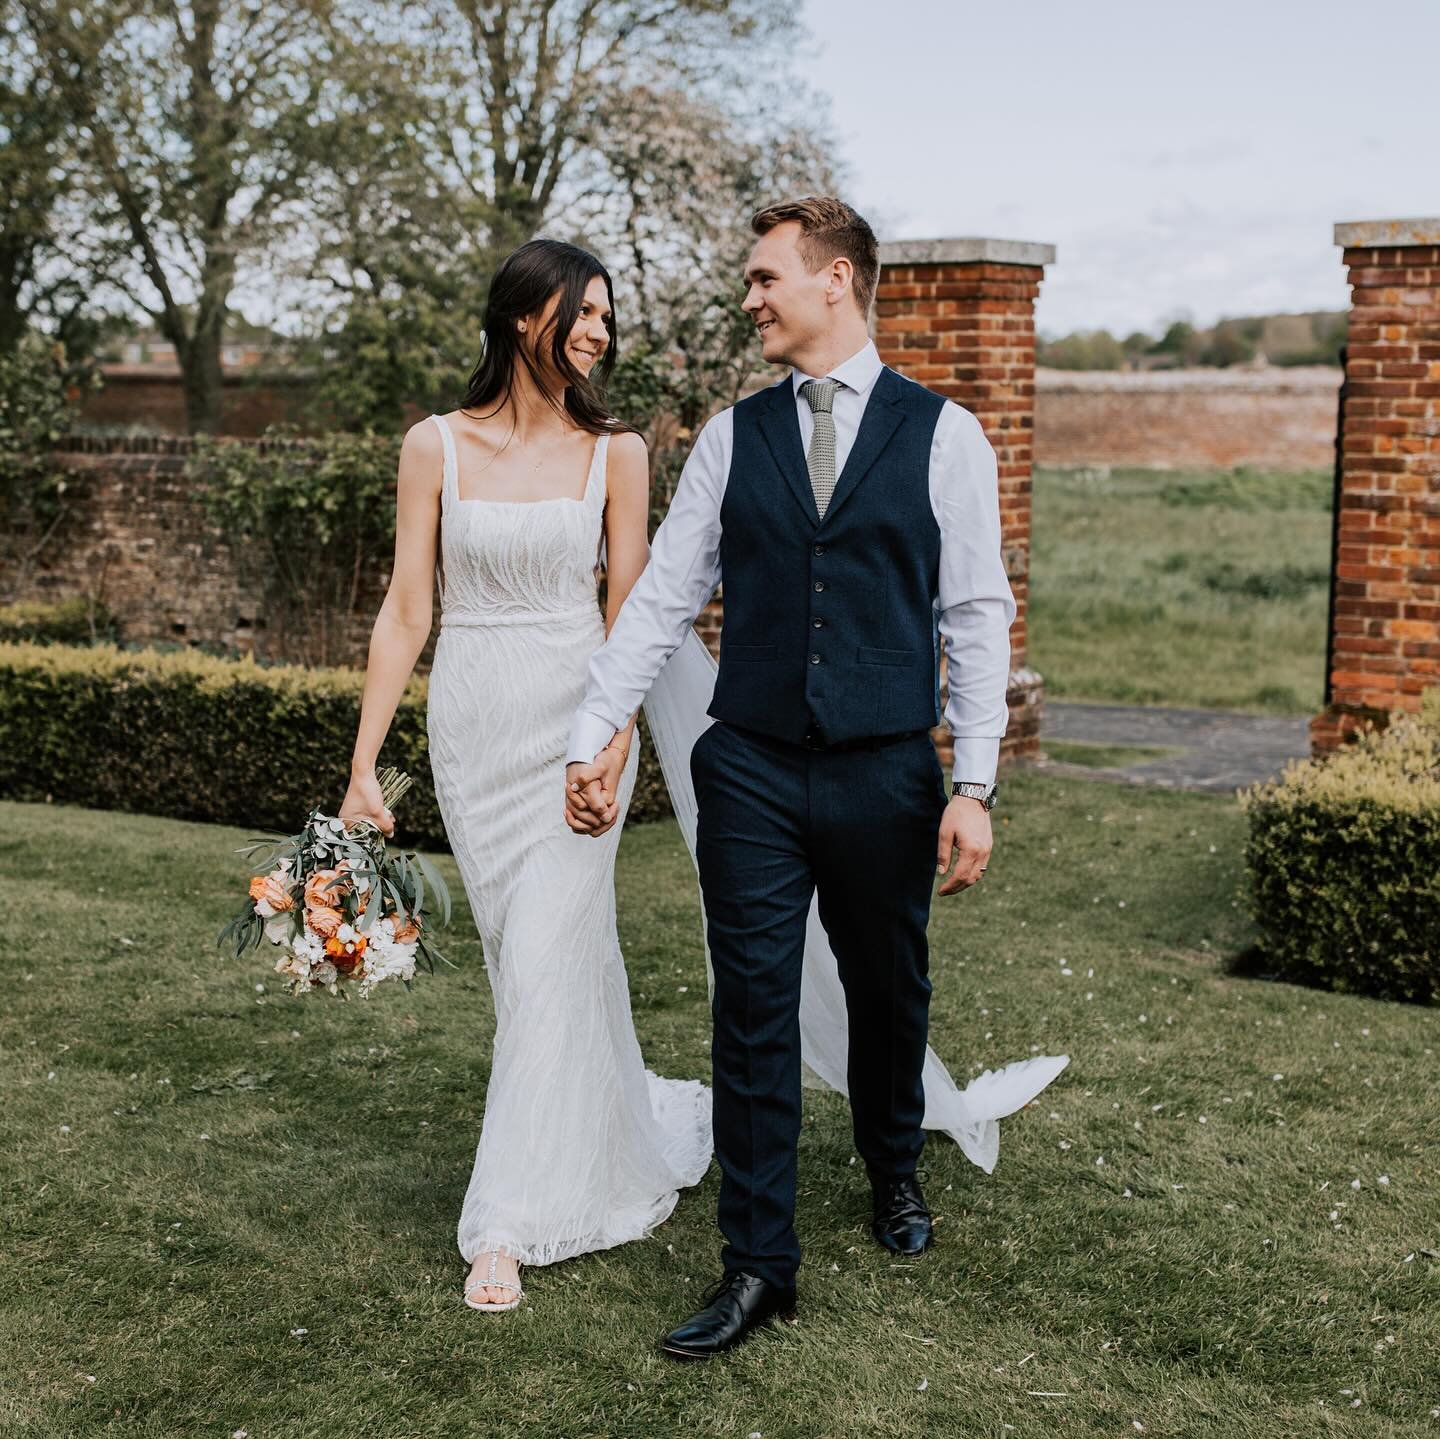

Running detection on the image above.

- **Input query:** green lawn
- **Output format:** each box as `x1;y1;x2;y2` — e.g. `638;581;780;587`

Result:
1031;465;1334;715
5;780;1439;1439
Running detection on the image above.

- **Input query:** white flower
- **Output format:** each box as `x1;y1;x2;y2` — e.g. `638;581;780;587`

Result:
337;923;357;944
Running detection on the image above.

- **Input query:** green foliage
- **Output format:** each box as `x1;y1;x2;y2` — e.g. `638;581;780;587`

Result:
1241;691;1440;1003
0;595;115;645
0;334;96;576
187;427;403;666
1037;329;1125;370
0;640;673;842
0;332;72;483
1042;313;1345;371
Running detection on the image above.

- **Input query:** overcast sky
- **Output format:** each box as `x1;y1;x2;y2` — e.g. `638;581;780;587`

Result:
793;0;1438;337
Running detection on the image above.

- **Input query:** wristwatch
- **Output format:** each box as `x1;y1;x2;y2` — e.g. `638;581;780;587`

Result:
952;780;998;811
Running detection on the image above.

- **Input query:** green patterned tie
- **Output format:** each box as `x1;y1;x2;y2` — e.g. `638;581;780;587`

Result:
801;378;841;519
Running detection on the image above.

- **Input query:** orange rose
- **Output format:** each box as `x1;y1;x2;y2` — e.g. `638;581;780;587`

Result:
307;905;344;938
305;868;347;909
326;935;367;974
248;873;294;912
392;917;420;944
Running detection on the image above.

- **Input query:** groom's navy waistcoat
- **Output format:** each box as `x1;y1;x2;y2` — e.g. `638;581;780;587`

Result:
708;366;948;745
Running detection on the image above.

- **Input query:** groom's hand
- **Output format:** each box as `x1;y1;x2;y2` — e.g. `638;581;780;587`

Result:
565;758;619;837
936;797;992;896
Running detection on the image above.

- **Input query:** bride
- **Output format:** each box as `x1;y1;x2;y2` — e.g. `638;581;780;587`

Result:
341;238;710;1311
340;235;1068;1316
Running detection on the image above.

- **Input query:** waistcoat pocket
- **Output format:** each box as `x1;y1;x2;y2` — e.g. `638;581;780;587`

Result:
857;646;917;667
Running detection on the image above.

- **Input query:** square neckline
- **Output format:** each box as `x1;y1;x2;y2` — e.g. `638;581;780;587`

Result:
432;412;604;508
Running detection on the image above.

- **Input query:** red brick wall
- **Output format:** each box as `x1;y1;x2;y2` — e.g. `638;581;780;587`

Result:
1035;369;1340;471
874;242;1052;764
3;439;394;666
79;367;321;437
1312;222;1440;752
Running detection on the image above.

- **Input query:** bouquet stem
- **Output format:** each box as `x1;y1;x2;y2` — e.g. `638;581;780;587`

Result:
378;765;413;811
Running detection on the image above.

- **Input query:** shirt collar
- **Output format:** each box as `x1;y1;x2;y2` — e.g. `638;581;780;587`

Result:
791;339;884;401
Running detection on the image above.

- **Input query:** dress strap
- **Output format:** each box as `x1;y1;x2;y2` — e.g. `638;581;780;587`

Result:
588;431;611;509
429;413;459;509
428;414;457;608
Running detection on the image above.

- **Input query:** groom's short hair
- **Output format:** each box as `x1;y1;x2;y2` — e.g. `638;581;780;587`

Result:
750;197;880;317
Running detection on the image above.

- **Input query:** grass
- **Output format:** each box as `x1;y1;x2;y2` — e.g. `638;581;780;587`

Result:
1031;465;1334;715
5;779;1439;1439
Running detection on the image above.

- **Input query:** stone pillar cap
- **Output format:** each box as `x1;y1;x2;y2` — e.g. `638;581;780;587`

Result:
1334;218;1440;248
879;237;1056;268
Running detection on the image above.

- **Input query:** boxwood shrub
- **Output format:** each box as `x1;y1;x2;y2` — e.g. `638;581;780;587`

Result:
1240;689;1440;1003
0;641;672;850
0;597;117;645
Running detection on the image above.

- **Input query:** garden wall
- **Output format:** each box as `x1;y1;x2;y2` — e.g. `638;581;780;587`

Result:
4;438;390;663
1034;366;1341;471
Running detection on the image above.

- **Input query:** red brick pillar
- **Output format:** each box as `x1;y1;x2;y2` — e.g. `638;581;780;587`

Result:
1311;218;1440;754
874;238;1055;765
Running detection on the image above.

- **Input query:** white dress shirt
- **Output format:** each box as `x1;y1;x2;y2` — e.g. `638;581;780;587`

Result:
566;339;1017;786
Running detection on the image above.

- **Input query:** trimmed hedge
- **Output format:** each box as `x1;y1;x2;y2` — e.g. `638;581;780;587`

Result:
0;642;672;851
0;597;117;646
1240;689;1440;1003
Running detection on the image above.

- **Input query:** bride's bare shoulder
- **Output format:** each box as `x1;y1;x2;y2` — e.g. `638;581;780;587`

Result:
401;413;445;452
396;415;444;494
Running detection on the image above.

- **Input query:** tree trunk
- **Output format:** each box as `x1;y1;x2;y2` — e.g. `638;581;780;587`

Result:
179;319;225;434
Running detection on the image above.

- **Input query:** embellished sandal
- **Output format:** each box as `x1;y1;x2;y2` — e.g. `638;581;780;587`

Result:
463;1250;524;1312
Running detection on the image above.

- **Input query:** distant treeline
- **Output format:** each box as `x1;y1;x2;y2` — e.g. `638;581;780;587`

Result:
1038;311;1346;371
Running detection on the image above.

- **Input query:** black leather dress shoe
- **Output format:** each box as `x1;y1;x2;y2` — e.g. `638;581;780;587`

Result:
870;1172;933;1256
660;1271;797;1359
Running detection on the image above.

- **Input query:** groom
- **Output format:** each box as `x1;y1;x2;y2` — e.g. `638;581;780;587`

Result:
564;196;1015;1357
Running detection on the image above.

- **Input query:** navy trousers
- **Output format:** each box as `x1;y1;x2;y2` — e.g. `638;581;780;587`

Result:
689;720;948;1288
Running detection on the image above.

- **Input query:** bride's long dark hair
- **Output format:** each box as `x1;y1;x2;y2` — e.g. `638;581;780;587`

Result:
461;238;629;436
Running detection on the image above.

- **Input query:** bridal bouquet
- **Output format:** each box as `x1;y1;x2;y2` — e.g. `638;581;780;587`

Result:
218;767;453;998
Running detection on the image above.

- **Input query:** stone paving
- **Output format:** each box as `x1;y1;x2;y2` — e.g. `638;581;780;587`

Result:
1036;701;1312;795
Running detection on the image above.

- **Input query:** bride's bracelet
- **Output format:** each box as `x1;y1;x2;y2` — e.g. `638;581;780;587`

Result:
603;740;630;762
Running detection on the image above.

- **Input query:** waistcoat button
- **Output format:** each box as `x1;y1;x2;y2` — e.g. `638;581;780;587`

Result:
814;544;825;556
813;580;825;592
809;652;821;665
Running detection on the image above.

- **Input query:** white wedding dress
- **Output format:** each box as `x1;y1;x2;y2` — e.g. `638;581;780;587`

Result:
425;409;1069;1271
425;414;711;1267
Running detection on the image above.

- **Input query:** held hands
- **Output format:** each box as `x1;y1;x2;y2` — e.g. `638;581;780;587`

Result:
936;795;992;896
563;745;627;837
339;767;396;839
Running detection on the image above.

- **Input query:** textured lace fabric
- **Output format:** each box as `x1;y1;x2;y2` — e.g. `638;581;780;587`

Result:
424;414;712;1268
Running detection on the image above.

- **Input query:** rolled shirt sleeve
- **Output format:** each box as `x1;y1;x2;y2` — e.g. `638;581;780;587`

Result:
931;403;1017;789
565;409;730;765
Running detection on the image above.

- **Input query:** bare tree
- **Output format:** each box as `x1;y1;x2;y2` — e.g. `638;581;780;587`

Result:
20;0;339;431
299;0;830;431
